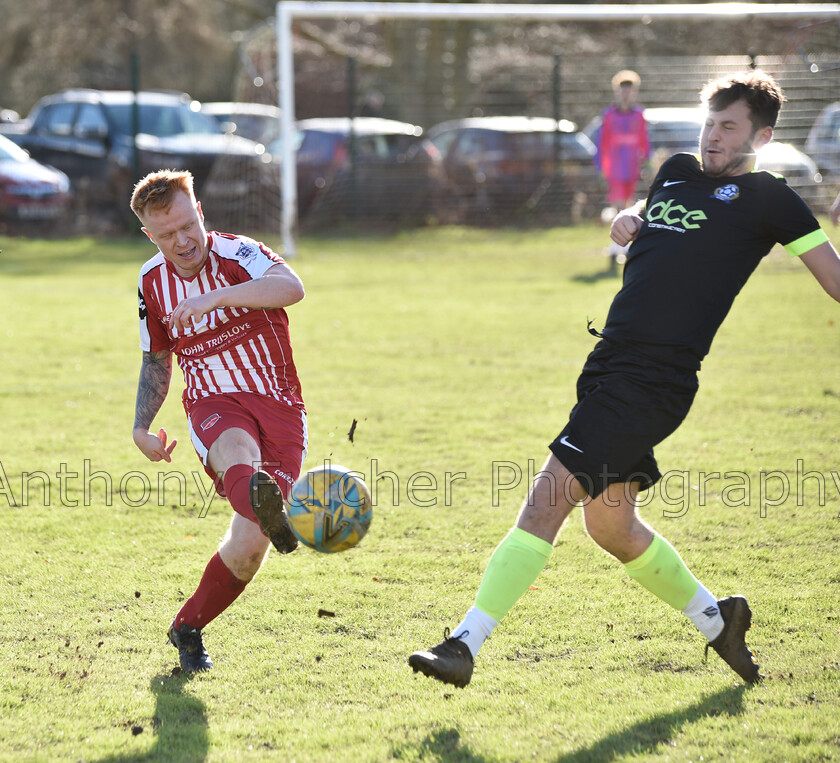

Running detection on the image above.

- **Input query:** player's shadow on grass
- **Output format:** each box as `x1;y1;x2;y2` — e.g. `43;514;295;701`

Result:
96;671;208;763
552;685;746;763
391;727;493;762
570;264;622;284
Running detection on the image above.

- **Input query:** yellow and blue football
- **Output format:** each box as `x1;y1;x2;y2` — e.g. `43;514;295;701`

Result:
286;464;372;553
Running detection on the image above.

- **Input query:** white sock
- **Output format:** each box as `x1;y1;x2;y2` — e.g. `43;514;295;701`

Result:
451;606;498;659
682;585;724;641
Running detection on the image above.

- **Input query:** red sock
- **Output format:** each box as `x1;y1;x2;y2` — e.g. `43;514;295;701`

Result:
224;463;258;523
174;552;248;629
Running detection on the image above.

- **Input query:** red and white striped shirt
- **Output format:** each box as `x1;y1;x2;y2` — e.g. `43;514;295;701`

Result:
138;231;305;413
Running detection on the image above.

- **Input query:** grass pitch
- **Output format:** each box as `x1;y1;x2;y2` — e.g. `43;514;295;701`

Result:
0;223;839;762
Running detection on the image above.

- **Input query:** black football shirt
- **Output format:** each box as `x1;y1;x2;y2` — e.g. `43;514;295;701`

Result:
602;153;828;369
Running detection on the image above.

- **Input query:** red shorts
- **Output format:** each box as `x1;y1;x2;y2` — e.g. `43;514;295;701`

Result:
606;179;638;205
187;392;307;498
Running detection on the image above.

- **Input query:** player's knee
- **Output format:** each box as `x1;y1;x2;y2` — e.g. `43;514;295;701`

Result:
584;515;629;557
209;427;260;471
225;427;259;455
589;531;621;558
219;543;268;582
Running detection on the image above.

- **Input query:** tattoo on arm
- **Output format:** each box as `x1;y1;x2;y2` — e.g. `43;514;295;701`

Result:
134;350;172;430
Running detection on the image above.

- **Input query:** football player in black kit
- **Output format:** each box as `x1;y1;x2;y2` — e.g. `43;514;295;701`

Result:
410;71;840;689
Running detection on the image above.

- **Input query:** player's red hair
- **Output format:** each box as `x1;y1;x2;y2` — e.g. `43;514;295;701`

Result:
130;169;196;221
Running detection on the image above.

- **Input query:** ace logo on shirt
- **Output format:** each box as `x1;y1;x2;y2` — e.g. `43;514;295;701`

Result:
647;199;708;232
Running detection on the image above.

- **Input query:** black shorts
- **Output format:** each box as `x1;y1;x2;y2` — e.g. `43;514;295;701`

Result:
549;340;699;499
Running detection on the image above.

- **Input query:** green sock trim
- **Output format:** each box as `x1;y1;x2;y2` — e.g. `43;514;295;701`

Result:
508;526;554;556
624;534;662;572
624;533;700;611
474;527;552;622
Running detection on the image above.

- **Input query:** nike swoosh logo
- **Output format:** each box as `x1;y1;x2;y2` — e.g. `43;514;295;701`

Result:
663;180;685;187
559;436;584;454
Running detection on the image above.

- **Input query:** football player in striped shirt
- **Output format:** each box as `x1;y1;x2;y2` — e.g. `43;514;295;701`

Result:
131;170;307;672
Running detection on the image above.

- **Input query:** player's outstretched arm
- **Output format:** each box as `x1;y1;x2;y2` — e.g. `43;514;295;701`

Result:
132;349;177;462
168;262;305;333
800;241;840;303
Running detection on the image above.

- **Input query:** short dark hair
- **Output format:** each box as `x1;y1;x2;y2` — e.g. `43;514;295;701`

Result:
700;70;785;130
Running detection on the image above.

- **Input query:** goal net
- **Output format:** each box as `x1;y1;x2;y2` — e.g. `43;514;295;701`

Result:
206;3;840;249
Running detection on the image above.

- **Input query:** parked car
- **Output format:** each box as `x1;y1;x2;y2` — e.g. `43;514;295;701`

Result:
425;116;598;223
641;106;705;165
0;133;72;231
6;89;264;226
286;116;440;224
201;102;281;147
805;101;840;180
755;141;823;204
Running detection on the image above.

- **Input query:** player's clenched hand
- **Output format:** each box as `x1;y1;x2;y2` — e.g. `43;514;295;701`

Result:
133;427;177;462
169;292;219;333
610;209;644;247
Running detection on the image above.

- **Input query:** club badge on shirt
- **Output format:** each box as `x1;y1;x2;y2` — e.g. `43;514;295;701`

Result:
234;243;258;264
712;184;740;203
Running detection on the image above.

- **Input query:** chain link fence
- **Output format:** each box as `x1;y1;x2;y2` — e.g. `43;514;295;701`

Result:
204;14;840;237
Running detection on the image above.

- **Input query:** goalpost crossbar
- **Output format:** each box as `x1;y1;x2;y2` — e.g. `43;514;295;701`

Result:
276;1;840;253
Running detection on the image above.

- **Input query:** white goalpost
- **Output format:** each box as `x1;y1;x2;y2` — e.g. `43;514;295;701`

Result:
275;1;840;255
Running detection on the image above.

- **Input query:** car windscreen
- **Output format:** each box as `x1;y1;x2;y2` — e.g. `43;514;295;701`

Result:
105;103;222;137
502;131;592;162
225;114;279;143
298;131;343;162
647;121;702;151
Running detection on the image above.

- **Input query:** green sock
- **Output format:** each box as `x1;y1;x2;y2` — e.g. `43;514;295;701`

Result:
624;533;700;610
474;527;553;622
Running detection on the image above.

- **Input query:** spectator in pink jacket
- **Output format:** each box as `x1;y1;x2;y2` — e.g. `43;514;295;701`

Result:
596;70;650;268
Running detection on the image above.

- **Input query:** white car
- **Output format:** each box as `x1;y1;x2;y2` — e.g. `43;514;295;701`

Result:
201;102;281;147
805;102;840;180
